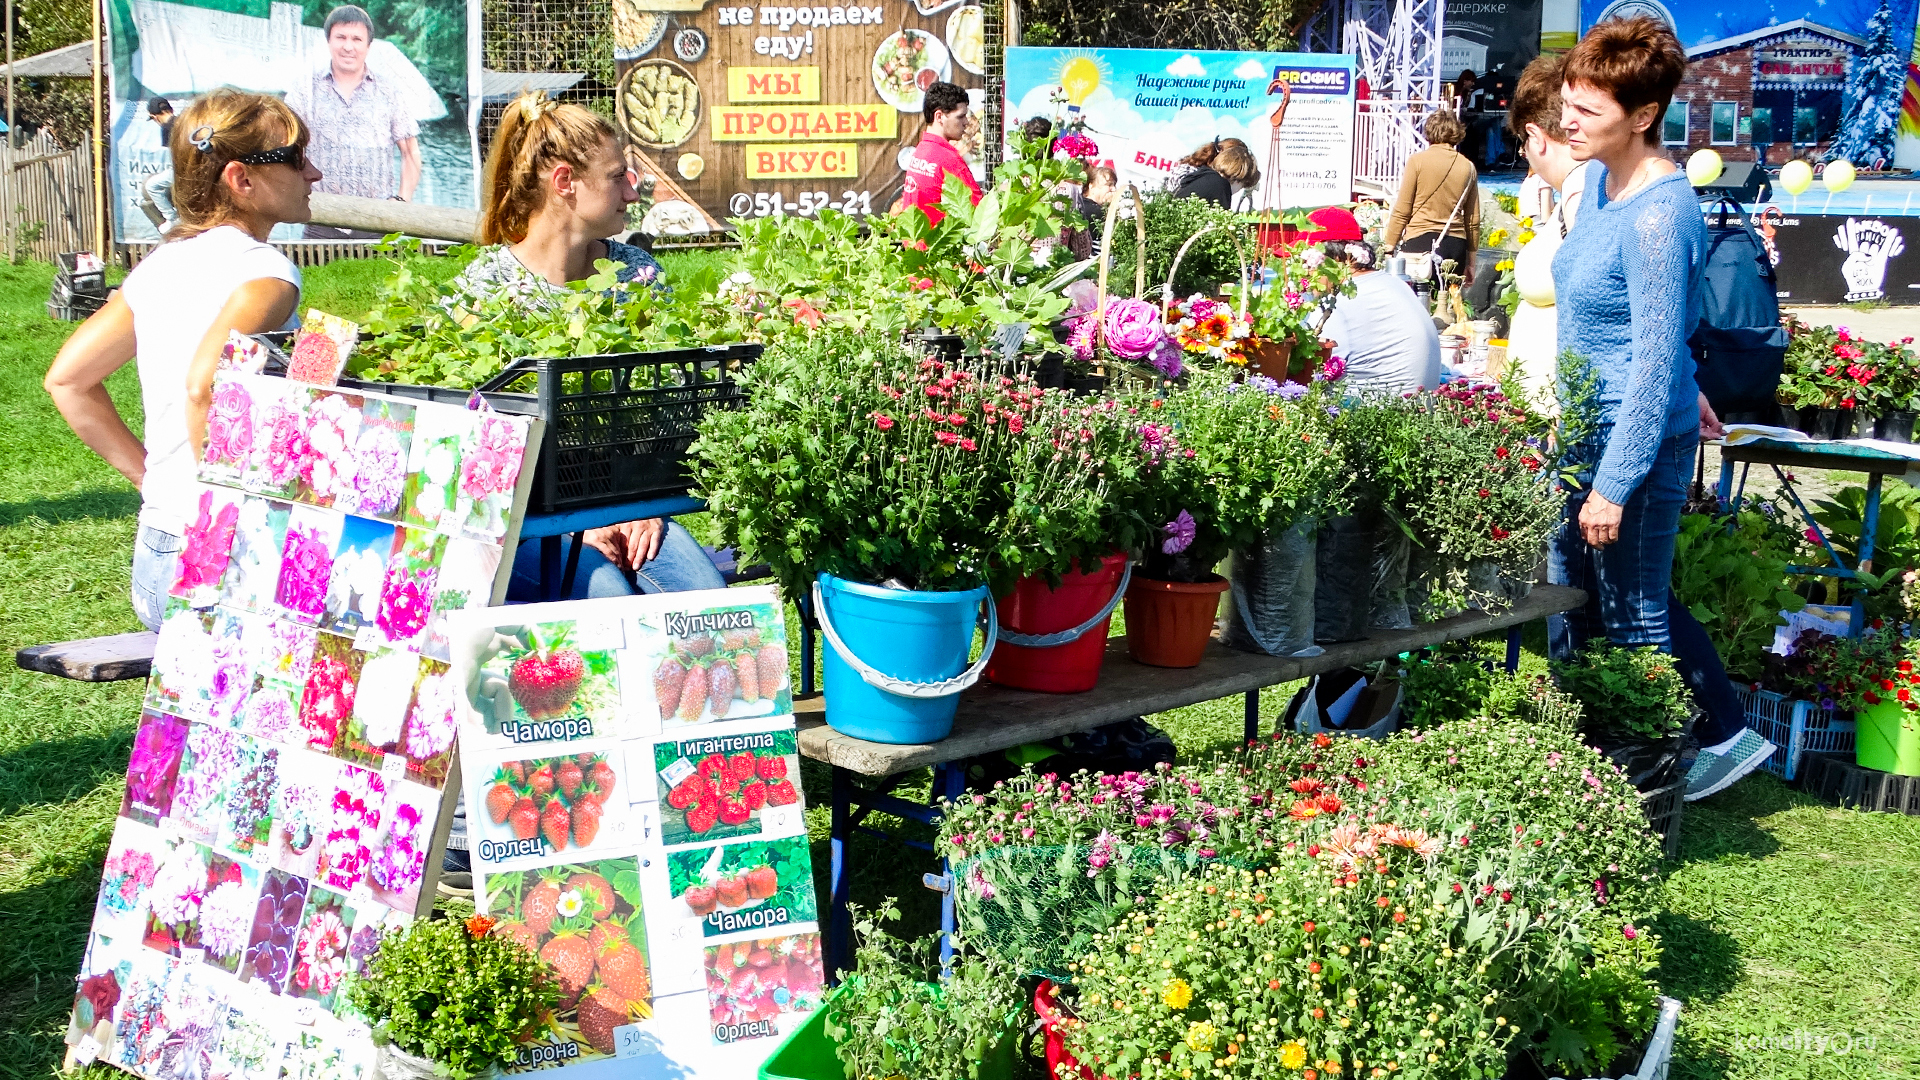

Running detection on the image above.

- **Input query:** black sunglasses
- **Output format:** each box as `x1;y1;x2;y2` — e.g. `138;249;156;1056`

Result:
234;144;307;170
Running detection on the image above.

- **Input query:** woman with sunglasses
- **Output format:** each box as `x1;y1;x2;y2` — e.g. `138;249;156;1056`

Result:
458;93;722;603
45;88;322;631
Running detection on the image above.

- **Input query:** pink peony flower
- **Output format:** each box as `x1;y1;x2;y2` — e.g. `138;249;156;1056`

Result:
1102;297;1172;361
275;523;334;621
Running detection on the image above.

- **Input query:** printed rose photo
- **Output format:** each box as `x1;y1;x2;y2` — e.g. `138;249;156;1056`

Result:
453;410;529;541
241;379;314;500
199;372;258;487
121;711;189;826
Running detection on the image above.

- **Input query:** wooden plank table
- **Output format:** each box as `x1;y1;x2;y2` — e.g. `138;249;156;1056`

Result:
795;582;1586;974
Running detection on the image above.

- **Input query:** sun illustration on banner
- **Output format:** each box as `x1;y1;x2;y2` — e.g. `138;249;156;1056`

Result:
1055;52;1110;114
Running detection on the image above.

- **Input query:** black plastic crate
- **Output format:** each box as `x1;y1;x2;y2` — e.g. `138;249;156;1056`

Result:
482;344;760;513
324;342;756;514
46;292;106;321
56;251;106;296
1800;752;1920;815
1640;780;1684;859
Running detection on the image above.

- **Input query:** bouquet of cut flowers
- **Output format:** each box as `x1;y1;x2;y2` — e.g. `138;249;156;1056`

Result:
1164;293;1252;366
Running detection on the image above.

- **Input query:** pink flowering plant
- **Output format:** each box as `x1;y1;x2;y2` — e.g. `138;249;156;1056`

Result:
695;330;1140;594
1234;243;1355;358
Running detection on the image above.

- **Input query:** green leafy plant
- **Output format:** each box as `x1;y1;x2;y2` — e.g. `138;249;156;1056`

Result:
1808;483;1920;616
1671;498;1807;680
345;914;558;1079
1108;189;1254;299
822;901;1020;1080
1551;641;1693;743
1397;650;1497;731
1231;244;1355;352
1515;922;1663;1077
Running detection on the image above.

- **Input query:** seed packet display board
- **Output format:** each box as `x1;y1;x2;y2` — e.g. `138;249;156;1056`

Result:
66;370;541;1080
448;589;822;1078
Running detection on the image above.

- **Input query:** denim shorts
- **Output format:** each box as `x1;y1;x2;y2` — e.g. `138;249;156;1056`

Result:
131;526;182;632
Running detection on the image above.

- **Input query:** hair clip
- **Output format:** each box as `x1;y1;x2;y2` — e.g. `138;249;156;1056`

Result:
518;93;552;124
189;124;216;152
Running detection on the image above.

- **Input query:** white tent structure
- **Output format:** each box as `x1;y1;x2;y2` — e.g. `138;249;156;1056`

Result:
1301;0;1447;193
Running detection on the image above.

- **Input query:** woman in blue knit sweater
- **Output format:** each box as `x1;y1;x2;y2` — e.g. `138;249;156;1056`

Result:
1551;16;1777;801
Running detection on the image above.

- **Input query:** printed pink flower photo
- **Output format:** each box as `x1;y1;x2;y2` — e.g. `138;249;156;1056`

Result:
454;410;530;540
344;397;415;520
143;840;209;956
98;828;163;921
375;526;445;649
274;506;344;626
242;380;314;499
298;392;366;510
200;373;257;486
367;781;435;914
298;633;364;752
121;711;189;826
401;660;460;787
317;763;386;894
170;489;242;606
184;852;261;975
289;886;357;1008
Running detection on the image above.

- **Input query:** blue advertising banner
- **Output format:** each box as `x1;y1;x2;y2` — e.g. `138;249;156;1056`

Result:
1004;47;1357;209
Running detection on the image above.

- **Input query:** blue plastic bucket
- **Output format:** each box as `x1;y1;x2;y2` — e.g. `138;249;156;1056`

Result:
815;572;994;744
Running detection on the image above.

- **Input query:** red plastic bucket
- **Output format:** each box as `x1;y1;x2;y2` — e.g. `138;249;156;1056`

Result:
1034;980;1095;1079
985;553;1129;693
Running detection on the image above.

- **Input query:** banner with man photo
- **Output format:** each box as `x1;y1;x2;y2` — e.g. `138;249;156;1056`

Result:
107;0;481;243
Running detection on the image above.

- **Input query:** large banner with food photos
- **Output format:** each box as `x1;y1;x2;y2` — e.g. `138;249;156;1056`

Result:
66;368;539;1080
449;589;820;1077
608;0;986;235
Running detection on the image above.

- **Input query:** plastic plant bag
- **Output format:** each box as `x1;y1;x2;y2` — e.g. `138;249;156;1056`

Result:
1222;520;1323;658
1369;524;1413;631
1315;513;1375;643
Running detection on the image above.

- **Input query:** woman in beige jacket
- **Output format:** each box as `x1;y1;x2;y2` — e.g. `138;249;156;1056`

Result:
1384;109;1480;285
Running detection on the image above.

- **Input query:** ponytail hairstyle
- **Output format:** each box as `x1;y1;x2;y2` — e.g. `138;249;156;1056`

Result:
480;92;623;245
165;87;309;243
1180;136;1223;170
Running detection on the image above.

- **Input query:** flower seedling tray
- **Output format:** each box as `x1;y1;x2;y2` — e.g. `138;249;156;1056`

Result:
1734;686;1855;781
758;985;1019;1080
1798;752;1920;815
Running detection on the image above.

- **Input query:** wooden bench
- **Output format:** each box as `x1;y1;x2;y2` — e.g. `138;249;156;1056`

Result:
15;545;769;683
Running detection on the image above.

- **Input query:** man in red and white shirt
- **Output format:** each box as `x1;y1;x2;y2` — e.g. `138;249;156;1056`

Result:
900;81;981;226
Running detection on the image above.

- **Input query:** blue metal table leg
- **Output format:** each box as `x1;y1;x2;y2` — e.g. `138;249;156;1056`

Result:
540;535;563;602
798;590;817;697
1855;473;1884;638
1504;625;1522;672
1715;452;1735;509
1244;689;1260;744
934;761;965;970
560;531;585;598
827;765;853;981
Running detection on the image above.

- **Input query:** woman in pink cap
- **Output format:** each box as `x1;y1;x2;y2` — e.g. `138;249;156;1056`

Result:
1307;207;1442;391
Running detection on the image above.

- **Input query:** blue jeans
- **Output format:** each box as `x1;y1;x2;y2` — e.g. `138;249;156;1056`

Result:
1549;432;1746;745
131;526;181;632
507;517;725;602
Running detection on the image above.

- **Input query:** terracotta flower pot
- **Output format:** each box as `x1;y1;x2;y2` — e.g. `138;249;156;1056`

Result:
1124;574;1228;668
1240;337;1294;383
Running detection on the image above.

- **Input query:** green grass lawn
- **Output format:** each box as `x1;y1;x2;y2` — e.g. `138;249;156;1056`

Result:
1;255;1917;1079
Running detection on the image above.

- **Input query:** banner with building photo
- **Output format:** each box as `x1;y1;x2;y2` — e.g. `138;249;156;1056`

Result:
1003;46;1357;211
607;0;985;236
1442;0;1546;82
107;0;481;243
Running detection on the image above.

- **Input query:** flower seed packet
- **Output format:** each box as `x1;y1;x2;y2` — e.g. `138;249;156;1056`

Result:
336;648;420;767
269;750;336;879
221;498;293;615
147;602;215;720
274;506;345;627
286;886;357;1006
122;711;189;826
370;526;446;650
464;741;635;869
287;310;358;387
421;538;503;663
398;660;459;787
321;516;397;637
365;779;436;914
201;371;261;487
297;392;366;509
217;329;271;375
451;409;530;541
341;397;415;520
170;721;246;844
399;406;469;533
240;380;314;500
242;868;309;995
299;633;364;753
316;763;386;895
98;820;167;927
216;738;282;861
171;488;244;606
651;726;803;849
204;607;254;730
187;853;263;975
700;932;823;1045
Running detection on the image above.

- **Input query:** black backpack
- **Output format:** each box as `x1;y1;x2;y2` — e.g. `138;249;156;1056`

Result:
1689;197;1788;420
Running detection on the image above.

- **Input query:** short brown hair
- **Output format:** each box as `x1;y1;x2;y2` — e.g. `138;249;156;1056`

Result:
479;92;621;245
167;88;309;242
1422;108;1465;146
1213;140;1261;188
1563;15;1688;146
1508;53;1567;143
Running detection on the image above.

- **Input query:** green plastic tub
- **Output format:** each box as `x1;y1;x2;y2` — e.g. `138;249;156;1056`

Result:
758;987;1021;1080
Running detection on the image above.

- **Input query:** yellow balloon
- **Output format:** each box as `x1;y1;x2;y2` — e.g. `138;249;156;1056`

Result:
1686;148;1724;187
1780;159;1813;196
1825;159;1857;193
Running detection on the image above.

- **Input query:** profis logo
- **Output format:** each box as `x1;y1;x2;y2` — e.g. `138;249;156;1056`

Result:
1267;66;1351;96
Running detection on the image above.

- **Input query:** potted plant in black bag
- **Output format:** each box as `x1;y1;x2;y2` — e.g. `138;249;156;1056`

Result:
1869;334;1920;442
1551;641;1695;790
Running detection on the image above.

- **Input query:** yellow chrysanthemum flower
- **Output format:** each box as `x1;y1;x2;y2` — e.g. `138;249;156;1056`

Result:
1280;1041;1309;1069
1186;1021;1216;1052
1162;977;1193;1010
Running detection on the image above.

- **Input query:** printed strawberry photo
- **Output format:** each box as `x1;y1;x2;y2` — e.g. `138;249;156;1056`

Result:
480;858;652;1060
666;835;818;939
462;619;624;743
644;598;793;727
468;748;631;865
653;728;803;847
702;932;825;1044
